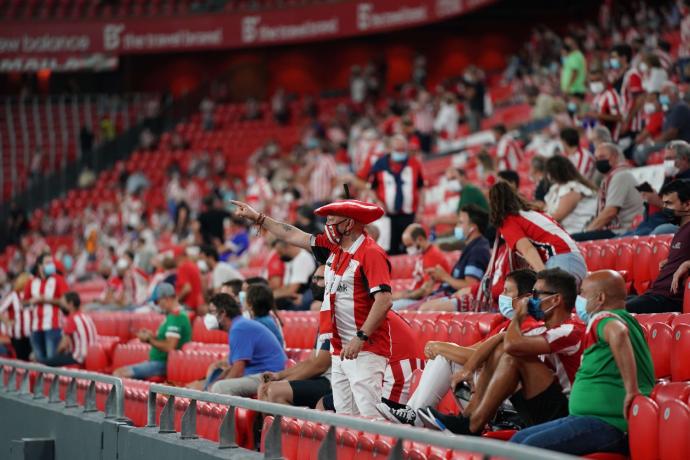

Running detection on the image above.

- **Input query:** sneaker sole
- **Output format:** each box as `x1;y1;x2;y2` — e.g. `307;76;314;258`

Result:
417;408;443;431
375;404;403;424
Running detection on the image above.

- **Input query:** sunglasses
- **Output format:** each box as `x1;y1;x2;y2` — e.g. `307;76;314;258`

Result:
531;289;558;297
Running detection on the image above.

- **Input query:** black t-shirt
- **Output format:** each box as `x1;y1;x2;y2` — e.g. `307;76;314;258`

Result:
197;209;231;244
649;222;690;299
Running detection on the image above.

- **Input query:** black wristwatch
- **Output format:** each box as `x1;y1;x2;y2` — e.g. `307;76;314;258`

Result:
356;330;369;342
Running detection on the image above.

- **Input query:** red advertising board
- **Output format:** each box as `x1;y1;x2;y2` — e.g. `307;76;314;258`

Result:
0;0;494;71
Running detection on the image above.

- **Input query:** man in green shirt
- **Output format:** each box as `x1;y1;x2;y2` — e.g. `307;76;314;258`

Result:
560;35;587;97
510;270;654;456
114;283;191;380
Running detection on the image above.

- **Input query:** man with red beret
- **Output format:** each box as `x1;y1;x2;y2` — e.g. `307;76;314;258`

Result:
231;198;393;418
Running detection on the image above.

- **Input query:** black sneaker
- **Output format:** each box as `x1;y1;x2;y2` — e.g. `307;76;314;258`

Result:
423;407;481;436
375;402;416;425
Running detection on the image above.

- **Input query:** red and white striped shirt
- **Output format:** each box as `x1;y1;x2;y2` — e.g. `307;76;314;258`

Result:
0;291;32;339
620;68;644;133
311;232;392;357
24;275;68;332
309;153;338;203
496;134;524;171
569;147;595;180
592;88;623;140
369;154;425;215
538;319;585;395
499;210;581;261
382;312;424;404
62;311;98;363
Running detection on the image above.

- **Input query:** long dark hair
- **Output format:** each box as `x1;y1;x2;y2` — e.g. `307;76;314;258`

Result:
489;181;535;227
545;155;597;190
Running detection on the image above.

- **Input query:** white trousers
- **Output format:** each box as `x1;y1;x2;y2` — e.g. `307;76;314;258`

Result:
407;355;463;410
331;352;388;418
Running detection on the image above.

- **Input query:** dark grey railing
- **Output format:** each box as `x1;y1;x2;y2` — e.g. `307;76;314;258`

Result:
147;384;578;460
0;357;125;421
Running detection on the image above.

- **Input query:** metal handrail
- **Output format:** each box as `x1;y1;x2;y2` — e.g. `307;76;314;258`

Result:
0;358;126;421
147;384;578;460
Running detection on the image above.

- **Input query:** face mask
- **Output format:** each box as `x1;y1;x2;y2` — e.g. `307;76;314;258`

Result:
247;176;256;186
595;159;612;174
639;62;649;72
589;81;604;94
575;295;590;323
527;296;557;320
659;94;671;107
406;245;420;256
447;180;462;192
391;151;408;162
454;226;465;241
643;102;656;114
44;263;56;277
498;295;514;319
279;254;293;263
197;260;209;273
662;207;682;225
62;255;73;272
664;160;679;177
567;102;578;113
116;258;129;271
311;284;325;302
325;220;347;245
239;291;247;306
609;58;621;70
203;313;219;330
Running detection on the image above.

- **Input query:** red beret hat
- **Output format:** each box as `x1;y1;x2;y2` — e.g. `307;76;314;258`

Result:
314;200;384;224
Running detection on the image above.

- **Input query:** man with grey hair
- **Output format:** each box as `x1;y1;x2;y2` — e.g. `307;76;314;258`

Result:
366;134;425;254
633;83;690;165
590;126;613;149
572;143;644;241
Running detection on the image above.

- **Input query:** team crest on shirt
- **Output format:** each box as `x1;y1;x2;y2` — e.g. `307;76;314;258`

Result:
337;284;348;293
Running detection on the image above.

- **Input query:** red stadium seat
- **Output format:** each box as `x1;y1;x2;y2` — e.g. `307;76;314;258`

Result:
628;395;659;460
448;320;464;345
671;324;690;382
658;399;690;460
459;321;482;347
648;323;673;379
633;242;654;294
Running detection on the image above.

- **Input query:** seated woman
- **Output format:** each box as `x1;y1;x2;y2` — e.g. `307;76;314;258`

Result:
246;283;285;347
417;205;491;312
543;155;597;234
489;181;587;284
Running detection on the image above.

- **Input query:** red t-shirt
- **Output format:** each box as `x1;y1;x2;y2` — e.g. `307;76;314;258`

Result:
176;259;204;310
384;312;424;403
412;244;452;290
500;210;581;262
63;311;98;363
538;318;585;394
486;316;544;338
311;232;392;357
263;250;285;281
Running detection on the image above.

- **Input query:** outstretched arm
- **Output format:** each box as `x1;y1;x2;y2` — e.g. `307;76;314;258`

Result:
230;200;312;250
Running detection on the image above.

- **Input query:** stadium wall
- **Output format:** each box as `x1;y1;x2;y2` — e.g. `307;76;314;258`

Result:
0;391;261;460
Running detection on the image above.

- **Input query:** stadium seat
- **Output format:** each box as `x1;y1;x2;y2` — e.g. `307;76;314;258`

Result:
648;323;673;379
628;395;659;460
658;399;690;460
448;320;464;345
671;324;690;382
633;242;654;294
651;381;690;406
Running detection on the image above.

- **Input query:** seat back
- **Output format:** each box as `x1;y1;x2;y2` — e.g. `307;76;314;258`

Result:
628;395;659;460
672;324;690;382
649;323;673;379
658;399;690;460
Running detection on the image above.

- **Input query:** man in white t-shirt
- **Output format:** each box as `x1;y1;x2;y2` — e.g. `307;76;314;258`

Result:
273;240;316;309
200;245;244;291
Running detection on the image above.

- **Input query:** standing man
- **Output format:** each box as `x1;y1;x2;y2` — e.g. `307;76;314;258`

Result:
366;135;425;255
230;198;393;418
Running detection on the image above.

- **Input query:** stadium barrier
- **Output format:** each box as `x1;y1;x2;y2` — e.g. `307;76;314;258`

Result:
146;384;579;460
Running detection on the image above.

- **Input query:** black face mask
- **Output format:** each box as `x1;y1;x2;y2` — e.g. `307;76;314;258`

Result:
595;159;612;174
279;255;293;263
311;285;325;302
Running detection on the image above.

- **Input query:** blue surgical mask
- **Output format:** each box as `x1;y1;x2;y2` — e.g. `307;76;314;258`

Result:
567;102;578;113
609;58;621;70
62;255;73;272
527;296;545;320
575;295;590;323
239;291;246;306
659;94;671;107
454;226;465;241
391;151;408;162
498;295;514;319
44;263;56;277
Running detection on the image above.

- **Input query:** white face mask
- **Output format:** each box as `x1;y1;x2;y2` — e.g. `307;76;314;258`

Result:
406;245;420;256
589;81;604;94
447;180;462;192
116;258;129;271
639;62;649;73
197;260;209;273
203;313;219;330
643;102;656;114
664;160;679;177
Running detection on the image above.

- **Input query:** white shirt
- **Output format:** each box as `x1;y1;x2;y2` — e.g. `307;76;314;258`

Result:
212;262;244;289
283;250;316;287
544;181;597;234
433;102;459;137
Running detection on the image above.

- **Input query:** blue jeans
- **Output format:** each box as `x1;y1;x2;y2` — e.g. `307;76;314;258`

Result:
129;360;167;379
510;415;628;455
30;329;63;362
546;252;587;284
